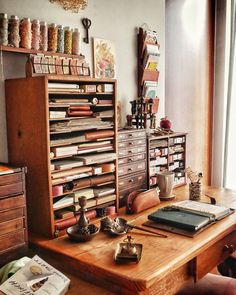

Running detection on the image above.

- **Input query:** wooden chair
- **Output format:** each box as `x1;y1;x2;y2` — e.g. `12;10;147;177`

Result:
176;273;236;295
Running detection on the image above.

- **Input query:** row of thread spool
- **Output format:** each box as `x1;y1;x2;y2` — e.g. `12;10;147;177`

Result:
0;13;81;55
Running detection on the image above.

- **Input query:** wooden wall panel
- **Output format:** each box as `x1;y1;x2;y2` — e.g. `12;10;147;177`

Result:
165;0;215;184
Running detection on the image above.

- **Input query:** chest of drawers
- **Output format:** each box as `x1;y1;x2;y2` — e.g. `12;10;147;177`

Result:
0;165;27;266
118;130;147;207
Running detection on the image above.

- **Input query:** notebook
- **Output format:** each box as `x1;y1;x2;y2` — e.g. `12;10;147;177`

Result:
171;200;231;220
148;209;211;231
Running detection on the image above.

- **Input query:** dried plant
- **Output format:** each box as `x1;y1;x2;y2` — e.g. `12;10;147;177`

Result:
49;0;88;13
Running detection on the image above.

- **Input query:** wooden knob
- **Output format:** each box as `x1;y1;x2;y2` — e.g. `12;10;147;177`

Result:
129;179;134;183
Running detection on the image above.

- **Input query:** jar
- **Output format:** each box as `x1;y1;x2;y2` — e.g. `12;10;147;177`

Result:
64;26;72;54
57;25;64;53
8;15;20;47
39;21;48;51
48;23;58;52
0;13;8;46
72;28;80;55
20;18;31;49
31;19;40;50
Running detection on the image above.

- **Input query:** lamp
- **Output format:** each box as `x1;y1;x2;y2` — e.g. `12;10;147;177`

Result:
49;0;88;13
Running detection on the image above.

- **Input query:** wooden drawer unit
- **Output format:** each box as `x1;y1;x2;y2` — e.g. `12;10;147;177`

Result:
118;138;146;149
0;172;24;198
118;129;147;207
118;160;146;177
193;230;236;281
118;172;147;189
118;130;146;141
118;153;146;165
0;164;27;265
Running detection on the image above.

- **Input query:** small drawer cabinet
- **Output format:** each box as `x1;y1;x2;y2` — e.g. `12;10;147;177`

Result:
0;165;27;266
118;129;147;207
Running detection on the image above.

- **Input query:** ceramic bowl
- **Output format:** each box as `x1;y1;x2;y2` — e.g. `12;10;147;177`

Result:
66;224;100;242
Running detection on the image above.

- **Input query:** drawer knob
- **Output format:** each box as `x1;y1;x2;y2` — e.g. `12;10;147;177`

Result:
128;168;133;172
223;244;235;254
128;158;132;163
129;142;134;145
129;179;134;183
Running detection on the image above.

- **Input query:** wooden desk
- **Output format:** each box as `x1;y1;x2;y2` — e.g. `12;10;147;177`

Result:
30;186;236;295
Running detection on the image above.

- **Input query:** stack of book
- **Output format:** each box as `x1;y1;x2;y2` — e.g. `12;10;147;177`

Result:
147;200;233;236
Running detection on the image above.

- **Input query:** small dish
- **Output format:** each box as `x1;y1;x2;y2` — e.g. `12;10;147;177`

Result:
66;224;100;242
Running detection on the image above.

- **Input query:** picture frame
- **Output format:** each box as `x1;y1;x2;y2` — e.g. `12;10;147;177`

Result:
93;38;116;79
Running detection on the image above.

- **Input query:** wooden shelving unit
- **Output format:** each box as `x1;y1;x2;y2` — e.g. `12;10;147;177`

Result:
5;75;118;238
147;133;187;189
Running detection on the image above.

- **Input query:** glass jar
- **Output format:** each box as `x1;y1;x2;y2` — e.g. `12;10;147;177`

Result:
72;28;80;55
48;23;58;52
8;15;20;47
31;19;40;50
64;26;72;55
0;13;8;46
57;25;64;53
39;21;48;51
20;18;31;49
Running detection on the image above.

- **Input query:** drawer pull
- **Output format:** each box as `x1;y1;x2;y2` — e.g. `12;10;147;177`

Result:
128;158;132;163
128;168;133;172
129;179;134;183
223;244;235;254
129;142;134;145
129;134;133;137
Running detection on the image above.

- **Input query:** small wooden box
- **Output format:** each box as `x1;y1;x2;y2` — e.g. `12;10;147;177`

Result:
80;84;96;93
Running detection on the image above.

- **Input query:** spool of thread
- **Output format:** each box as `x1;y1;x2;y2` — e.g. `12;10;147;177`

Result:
106;206;116;215
52;185;63;197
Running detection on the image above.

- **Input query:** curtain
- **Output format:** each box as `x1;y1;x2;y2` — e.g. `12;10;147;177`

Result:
223;0;236;189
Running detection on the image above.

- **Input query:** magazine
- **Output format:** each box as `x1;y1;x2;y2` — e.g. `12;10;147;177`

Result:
0;255;70;295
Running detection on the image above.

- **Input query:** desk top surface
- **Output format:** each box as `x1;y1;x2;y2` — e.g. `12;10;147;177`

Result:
30;186;236;293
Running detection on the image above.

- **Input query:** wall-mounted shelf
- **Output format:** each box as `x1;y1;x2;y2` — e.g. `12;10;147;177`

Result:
0;45;84;59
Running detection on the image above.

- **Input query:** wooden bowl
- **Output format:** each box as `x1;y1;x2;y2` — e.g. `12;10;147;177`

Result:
67;224;100;242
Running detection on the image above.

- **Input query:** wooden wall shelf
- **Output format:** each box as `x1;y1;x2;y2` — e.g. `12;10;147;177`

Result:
0;45;84;59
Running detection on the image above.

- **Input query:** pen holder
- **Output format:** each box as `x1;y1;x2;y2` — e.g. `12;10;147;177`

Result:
189;182;201;201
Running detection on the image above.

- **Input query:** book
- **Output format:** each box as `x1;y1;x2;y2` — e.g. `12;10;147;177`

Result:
0;255;70;295
148;208;211;231
49;111;66;119
172;200;231;220
76;153;116;165
54;159;83;170
51;146;78;157
73;188;94;202
0;164;14;175
48;82;79;89
94;186;115;197
77;145;113;155
53;194;74;210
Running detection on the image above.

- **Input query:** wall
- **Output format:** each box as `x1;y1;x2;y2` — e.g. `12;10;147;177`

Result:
165;0;214;184
0;0;165;162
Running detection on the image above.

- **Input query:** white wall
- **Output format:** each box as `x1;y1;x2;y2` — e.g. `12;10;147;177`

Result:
0;0;165;162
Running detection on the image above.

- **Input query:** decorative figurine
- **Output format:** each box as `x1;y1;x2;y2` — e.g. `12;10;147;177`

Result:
114;235;143;263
